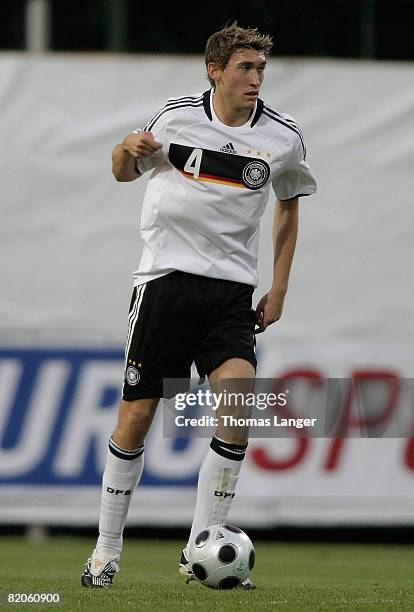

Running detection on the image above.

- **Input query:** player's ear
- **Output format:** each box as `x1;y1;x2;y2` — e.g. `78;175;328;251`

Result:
207;62;222;84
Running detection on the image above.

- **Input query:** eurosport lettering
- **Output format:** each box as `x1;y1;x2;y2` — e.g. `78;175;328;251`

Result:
1;350;414;486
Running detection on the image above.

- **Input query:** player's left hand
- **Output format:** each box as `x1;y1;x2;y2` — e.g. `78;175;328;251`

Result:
254;291;285;334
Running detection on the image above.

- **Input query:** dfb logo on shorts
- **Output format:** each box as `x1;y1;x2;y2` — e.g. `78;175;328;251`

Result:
126;365;140;386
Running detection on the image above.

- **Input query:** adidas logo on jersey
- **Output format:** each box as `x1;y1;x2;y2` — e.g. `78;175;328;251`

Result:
220;142;237;154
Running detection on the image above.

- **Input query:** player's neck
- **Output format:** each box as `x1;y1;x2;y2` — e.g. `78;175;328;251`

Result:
212;91;253;127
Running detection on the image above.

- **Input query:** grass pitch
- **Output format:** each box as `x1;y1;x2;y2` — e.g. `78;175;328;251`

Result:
2;536;414;611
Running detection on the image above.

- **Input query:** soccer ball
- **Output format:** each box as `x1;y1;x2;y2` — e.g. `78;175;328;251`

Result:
190;524;255;589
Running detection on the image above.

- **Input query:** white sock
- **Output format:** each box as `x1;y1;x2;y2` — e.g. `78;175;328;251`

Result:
184;436;247;560
96;437;144;557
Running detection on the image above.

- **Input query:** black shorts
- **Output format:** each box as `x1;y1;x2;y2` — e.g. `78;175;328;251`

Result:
122;271;257;400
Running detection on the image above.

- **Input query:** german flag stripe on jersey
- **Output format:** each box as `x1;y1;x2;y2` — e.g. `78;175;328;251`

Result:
169;143;270;191
179;170;245;188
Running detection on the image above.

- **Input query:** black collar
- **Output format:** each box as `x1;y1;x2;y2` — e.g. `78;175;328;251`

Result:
203;89;264;127
250;98;264;127
202;89;213;120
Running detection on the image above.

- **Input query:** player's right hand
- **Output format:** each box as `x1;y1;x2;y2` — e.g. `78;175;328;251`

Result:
122;132;163;159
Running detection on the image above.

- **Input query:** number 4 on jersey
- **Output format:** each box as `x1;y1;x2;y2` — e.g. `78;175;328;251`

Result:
184;148;203;179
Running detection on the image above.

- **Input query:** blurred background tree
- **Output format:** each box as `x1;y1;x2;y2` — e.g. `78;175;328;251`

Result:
1;0;413;61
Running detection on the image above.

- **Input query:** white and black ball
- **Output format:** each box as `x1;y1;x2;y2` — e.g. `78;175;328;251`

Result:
190;524;255;589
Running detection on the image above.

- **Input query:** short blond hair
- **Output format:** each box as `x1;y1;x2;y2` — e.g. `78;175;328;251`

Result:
205;22;273;86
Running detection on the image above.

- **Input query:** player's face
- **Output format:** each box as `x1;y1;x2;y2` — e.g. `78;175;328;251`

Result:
213;48;267;112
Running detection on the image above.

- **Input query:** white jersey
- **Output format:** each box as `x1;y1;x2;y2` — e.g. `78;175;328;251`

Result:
133;89;316;288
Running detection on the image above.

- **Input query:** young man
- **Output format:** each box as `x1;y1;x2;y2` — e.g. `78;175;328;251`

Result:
81;23;316;590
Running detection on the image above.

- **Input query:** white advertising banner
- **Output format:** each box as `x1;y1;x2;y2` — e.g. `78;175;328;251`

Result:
0;54;413;526
0;348;413;526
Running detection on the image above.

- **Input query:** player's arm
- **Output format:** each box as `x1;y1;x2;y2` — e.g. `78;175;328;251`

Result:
255;197;299;333
112;131;162;182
